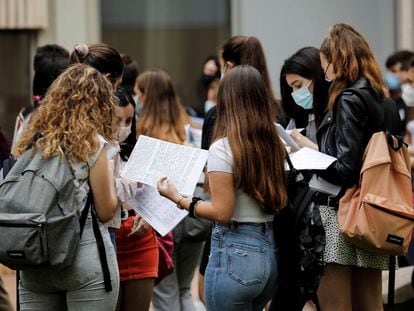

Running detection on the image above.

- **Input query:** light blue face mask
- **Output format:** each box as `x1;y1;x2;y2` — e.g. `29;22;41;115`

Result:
291;81;313;110
385;73;401;91
134;95;143;116
204;100;216;113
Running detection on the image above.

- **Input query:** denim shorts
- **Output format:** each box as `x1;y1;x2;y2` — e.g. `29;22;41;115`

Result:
204;221;278;311
19;217;120;311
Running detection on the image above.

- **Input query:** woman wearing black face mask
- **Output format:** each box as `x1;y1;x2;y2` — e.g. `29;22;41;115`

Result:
280;47;330;150
195;55;221;116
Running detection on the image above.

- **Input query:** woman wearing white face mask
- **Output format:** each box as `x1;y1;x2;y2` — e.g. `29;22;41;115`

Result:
105;87;137;248
110;87;160;311
280;47;330;150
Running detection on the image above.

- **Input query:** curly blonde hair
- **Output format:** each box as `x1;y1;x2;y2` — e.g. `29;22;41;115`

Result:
13;63;119;163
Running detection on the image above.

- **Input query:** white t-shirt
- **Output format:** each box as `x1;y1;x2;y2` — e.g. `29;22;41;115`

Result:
207;138;274;223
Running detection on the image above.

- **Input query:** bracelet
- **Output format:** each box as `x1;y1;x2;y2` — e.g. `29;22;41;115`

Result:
176;195;187;210
189;197;202;218
193;200;203;218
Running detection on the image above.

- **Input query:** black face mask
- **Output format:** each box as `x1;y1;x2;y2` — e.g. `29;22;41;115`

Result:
200;74;216;87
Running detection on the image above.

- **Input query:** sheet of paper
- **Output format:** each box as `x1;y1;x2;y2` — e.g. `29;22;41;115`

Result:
128;185;188;236
289;147;336;170
121;135;208;196
285;128;305;135
308;175;341;196
275;123;300;151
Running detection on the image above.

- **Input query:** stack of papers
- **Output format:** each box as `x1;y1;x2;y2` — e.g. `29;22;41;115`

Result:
121;135;208;196
121;135;208;235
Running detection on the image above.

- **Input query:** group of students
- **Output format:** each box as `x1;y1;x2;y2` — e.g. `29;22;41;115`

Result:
0;22;408;311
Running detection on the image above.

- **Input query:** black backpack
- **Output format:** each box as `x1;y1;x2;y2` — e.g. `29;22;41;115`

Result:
271;153;326;311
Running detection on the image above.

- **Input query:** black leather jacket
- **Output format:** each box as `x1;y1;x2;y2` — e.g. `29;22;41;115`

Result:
316;78;401;188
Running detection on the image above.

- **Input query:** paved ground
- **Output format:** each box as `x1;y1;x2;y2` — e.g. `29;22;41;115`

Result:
2;266;414;310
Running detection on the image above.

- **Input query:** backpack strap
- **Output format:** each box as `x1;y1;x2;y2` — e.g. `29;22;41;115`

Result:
83;185;112;292
386;131;405;151
2;157;17;179
91;206;113;292
79;191;93;237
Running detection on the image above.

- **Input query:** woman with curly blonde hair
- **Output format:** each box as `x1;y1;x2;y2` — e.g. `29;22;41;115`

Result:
14;63;120;311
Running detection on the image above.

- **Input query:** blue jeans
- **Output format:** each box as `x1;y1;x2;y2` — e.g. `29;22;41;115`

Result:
205;221;278;311
19;217;120;311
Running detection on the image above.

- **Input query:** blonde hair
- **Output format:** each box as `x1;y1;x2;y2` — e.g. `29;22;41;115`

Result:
13;63;118;163
136;69;188;144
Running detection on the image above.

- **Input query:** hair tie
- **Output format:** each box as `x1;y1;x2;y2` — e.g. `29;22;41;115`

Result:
73;43;89;60
33;95;41;102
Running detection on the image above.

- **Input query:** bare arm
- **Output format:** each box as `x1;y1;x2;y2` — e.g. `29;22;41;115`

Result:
89;149;118;222
157;171;236;223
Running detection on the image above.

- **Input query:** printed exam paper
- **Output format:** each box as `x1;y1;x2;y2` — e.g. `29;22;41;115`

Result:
121;135;208;196
128;184;188;236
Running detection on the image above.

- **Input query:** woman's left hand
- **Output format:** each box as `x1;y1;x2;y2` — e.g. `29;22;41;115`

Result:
157;176;181;203
128;215;150;237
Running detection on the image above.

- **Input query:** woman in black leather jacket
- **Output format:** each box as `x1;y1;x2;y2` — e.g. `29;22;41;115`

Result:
317;23;402;311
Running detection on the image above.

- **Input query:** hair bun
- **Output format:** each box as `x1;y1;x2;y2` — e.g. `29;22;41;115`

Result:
73;43;89;61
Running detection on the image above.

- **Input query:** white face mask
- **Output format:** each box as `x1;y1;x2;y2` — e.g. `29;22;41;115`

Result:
402;83;414;107
118;126;131;143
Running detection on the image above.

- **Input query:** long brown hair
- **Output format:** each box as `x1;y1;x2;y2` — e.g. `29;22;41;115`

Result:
221;36;279;120
213;65;287;214
320;23;385;108
13;64;118;162
136;69;188;144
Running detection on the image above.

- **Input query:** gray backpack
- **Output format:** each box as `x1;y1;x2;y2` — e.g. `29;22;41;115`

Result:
0;147;89;271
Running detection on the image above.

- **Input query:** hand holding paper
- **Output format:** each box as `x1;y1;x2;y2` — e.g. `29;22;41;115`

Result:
157;176;181;204
128;184;188;236
275;123;300;151
289;129;318;151
121;135;208;196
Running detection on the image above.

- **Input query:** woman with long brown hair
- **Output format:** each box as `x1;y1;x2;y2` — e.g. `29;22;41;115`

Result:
202;35;278;149
138;69;204;311
136;69;188;144
117;69;190;311
317;23;401;310
157;65;287;310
